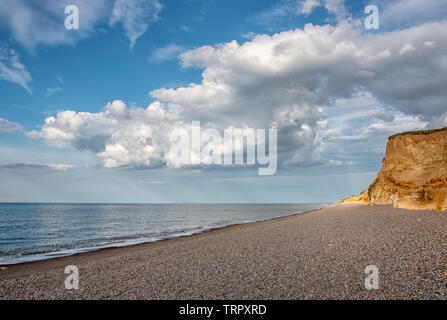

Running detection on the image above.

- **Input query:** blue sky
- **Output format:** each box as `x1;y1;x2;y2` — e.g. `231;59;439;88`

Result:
0;0;446;203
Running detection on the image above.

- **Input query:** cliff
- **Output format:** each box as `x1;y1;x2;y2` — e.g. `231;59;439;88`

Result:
343;128;447;211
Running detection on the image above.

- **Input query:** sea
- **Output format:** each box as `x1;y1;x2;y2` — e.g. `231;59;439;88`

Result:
0;203;325;265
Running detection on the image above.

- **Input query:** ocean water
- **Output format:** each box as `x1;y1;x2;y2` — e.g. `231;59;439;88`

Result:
0;203;324;265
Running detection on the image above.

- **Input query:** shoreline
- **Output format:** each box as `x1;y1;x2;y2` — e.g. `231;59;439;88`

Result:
0;205;327;279
2;203;446;299
0;203;327;267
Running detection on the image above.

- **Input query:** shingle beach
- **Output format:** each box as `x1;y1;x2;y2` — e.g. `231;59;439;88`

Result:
1;204;446;300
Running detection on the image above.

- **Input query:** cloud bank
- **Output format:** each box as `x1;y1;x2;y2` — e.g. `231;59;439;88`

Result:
28;16;447;170
0;163;74;171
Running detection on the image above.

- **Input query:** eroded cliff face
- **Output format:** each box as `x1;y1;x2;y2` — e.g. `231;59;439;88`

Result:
343;128;447;211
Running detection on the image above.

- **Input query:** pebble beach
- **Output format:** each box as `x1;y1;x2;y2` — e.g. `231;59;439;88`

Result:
1;204;446;300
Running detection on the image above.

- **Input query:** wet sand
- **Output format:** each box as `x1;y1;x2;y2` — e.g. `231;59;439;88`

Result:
1;204;446;300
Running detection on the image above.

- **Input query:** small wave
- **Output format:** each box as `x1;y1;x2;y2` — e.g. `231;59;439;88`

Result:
0;204;325;265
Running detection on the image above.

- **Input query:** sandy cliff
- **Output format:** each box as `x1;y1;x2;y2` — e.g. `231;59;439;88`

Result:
343;128;447;211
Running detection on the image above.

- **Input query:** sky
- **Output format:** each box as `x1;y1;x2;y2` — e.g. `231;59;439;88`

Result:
0;0;446;203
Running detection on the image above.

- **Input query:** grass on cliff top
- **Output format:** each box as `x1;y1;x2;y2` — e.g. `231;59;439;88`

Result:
389;127;447;140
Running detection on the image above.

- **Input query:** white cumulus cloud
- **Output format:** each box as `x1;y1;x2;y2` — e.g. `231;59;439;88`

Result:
29;18;447;170
27;100;182;168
